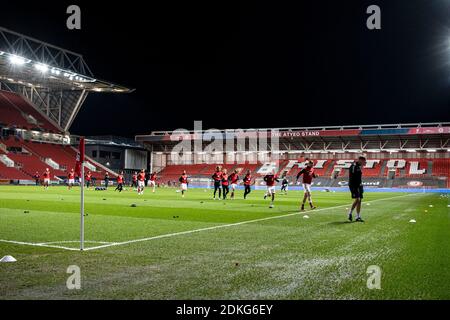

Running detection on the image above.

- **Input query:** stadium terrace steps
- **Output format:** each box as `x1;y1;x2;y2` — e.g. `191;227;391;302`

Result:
0;162;30;180
0;90;61;133
6;153;65;178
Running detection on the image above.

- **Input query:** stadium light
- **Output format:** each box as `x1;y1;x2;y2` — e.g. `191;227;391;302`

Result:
34;63;49;73
50;68;61;75
8;54;30;65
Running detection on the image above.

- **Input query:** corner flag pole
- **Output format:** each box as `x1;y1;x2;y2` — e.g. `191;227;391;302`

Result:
80;161;85;250
76;137;86;251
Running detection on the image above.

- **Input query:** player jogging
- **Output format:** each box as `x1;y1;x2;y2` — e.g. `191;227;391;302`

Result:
263;171;279;208
33;171;40;186
280;172;289;195
42;168;50;190
67;168;75;190
348;156;367;222
149;171;157;193
221;169;230;200
296;160;317;211
212;166;223;200
115;171;124;192
137;169;146;195
104;172;109;189
179;170;188;198
131;172;138;190
229;169;239;199
85;171;92;189
243;170;252;199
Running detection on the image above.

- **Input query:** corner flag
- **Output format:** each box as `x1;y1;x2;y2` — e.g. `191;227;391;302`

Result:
75;137;85;176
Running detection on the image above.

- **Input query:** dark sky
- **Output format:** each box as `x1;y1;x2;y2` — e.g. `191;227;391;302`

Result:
1;1;450;137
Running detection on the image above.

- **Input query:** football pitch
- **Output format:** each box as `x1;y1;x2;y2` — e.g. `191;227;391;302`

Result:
0;186;449;300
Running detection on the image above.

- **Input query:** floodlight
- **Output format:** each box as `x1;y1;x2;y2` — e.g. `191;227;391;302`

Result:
34;64;49;73
9;55;29;65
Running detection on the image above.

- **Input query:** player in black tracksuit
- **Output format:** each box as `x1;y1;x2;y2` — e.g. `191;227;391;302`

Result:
280;176;289;195
212;166;223;200
348;156;367;222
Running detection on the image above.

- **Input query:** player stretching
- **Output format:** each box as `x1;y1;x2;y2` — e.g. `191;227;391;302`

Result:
229;169;239;200
67;168;75;190
243;170;252;199
137;169;146;195
221;169;230;200
42;168;50;190
85;171;92;189
115;171;124;192
212;166;223;200
348;156;367;222
296;161;317;211
149;171;157;193
264;171;279;208
179;170;188;198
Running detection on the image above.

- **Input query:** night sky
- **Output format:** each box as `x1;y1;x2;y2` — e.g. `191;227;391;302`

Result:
1;1;450;137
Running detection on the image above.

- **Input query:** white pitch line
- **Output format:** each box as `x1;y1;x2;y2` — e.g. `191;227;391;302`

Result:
84;193;422;252
37;240;113;245
0;239;80;251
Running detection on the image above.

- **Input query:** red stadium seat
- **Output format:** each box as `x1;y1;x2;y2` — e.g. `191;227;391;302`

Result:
0;90;61;133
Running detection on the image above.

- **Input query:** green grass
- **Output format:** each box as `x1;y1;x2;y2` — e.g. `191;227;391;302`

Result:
0;185;449;300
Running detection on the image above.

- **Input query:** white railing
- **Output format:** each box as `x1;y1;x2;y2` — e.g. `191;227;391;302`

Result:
44;158;60;170
0;154;14;167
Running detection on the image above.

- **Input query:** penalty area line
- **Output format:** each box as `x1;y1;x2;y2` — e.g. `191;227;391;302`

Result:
84;192;422;252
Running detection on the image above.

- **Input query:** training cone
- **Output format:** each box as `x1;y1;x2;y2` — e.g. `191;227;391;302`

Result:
409;219;417;223
303;215;310;219
0;255;17;263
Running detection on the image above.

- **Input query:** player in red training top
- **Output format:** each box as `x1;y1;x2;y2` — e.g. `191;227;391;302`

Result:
229;169;239;200
179;170;188;198
263;170;279;208
67;168;75;190
131;172;138;190
212;166;223;200
85;171;92;189
243;170;252;199
221;169;230;200
115;171;125;192
149;171;157;193
296;160;318;211
42;168;51;190
137;169;146;195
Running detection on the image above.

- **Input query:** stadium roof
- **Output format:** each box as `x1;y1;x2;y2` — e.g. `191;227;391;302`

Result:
136;122;450;153
0;26;131;92
0;26;133;132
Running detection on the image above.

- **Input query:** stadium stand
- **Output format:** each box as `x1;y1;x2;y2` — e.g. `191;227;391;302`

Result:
154;158;450;189
0;135;110;181
0;90;61;133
